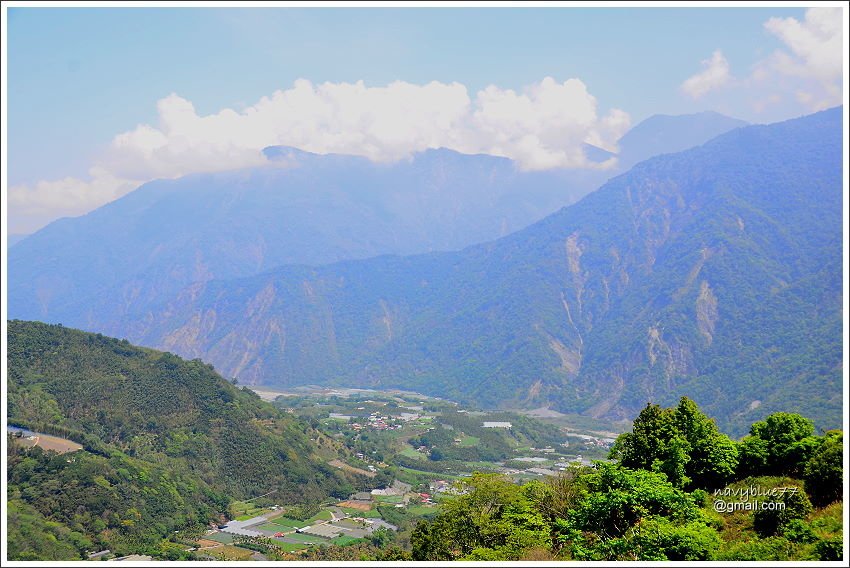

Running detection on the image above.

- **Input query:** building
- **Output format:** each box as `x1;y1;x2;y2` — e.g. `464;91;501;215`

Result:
367;518;398;532
482;421;512;429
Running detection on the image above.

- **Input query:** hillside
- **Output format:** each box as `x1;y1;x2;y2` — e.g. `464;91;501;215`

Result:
112;107;842;436
7;112;744;333
6;320;360;558
616;111;747;168
6;149;603;328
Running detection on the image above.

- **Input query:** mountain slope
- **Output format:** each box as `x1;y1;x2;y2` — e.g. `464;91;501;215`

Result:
7;233;28;248
118;108;841;436
7;111;745;332
7;320;374;559
616;111;747;168
7;320;352;502
7;149;607;328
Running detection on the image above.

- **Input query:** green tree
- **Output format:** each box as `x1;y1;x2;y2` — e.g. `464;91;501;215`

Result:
611;398;737;489
410;474;550;560
753;488;813;538
672;397;738;488
624;517;721;560
738;413;816;477
555;462;713;560
803;430;843;506
611;403;678;472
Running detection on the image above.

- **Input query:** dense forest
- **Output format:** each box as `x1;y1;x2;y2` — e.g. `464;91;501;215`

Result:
6;320;362;559
404;399;843;561
6;321;843;561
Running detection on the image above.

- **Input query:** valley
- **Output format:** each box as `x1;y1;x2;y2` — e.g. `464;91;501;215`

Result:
5;6;845;564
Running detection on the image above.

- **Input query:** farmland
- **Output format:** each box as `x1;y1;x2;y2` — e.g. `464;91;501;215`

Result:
7;427;83;454
182;387;627;560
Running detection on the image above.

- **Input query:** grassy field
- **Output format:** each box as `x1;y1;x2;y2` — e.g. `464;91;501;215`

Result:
275;541;310;552
269;517;307;529
457;435;479;447
332;535;365;546
405;505;438;517
400;446;426;460
205;532;235;544
230;500;270;520
356;508;382;518
306;509;333;522
374;494;405;504
284;532;331;544
207;545;254;560
338;506;371;516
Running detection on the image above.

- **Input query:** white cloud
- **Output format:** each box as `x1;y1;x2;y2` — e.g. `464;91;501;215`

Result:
679;8;842;117
764;8;843;84
8;168;141;230
755;7;843;110
681;50;732;99
102;77;629;178
10;77;630;232
8;167;140;219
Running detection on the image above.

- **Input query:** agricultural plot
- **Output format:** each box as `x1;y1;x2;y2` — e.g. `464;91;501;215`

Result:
374;494;404;504
338;502;372;512
306;509;333;522
284;532;331;544
269;517;307;529
230;500;271;520
255;522;290;534
205;532;235;544
274;541;310;552
405;505;438;517
399;446;425;460
332;535;365;546
207;545;254;561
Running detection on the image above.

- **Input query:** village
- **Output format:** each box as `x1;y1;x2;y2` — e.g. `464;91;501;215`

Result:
193;477;432;560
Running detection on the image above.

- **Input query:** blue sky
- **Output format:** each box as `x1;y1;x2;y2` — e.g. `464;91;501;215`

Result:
5;5;844;233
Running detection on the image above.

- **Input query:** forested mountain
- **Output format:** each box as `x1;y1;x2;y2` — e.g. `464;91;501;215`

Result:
108;107;841;436
616;111;748;168
6;149;600;328
7;112;744;331
7;320;358;558
8;320;353;500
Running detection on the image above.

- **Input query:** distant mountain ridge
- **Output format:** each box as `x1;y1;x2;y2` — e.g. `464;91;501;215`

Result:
616;111;748;167
96;107;841;436
8;111;746;332
7;233;29;248
6;108;798;435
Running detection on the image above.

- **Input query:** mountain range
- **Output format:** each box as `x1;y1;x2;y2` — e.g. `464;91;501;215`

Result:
8;109;840;435
7;111;746;328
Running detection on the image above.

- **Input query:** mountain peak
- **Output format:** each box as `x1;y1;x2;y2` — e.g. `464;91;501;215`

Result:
616;110;748;166
262;145;322;161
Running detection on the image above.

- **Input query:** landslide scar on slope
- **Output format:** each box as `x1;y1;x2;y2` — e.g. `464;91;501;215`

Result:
696;280;718;345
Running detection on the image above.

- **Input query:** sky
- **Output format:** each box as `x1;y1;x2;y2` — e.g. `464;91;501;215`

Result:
4;4;846;234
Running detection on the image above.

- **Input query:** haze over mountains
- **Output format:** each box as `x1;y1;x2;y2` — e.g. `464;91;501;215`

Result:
8;111;746;324
10;108;842;435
